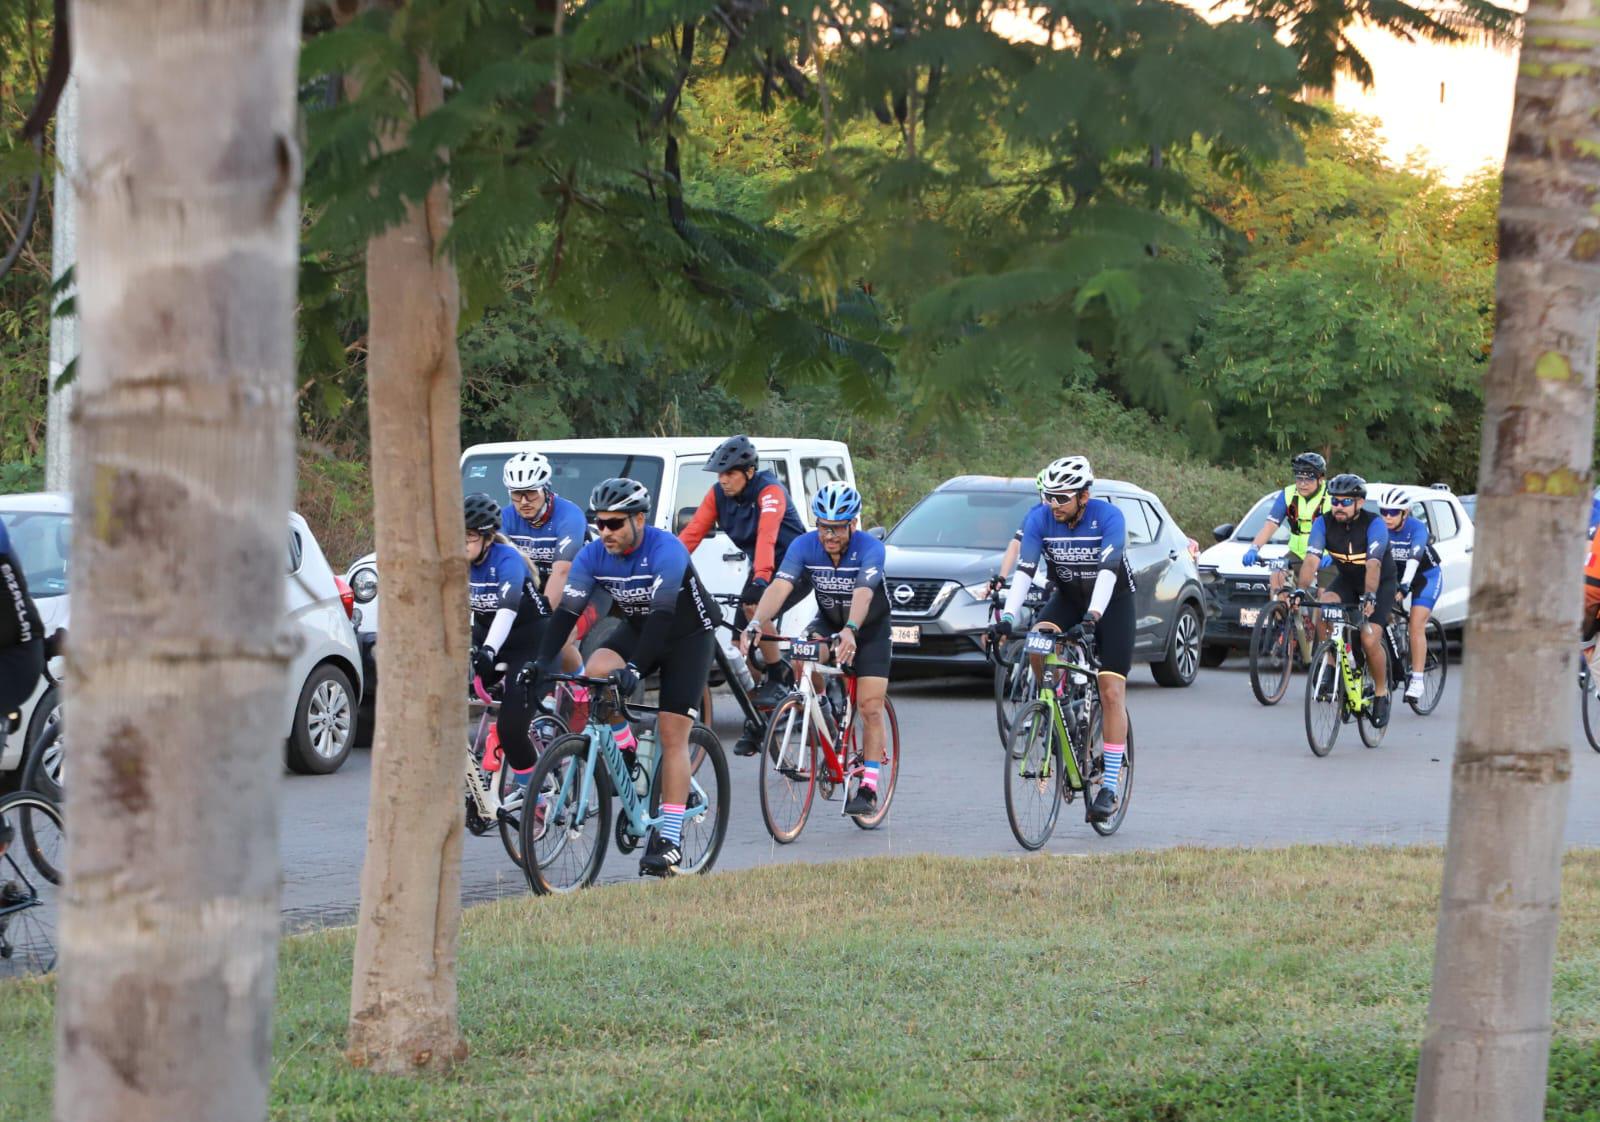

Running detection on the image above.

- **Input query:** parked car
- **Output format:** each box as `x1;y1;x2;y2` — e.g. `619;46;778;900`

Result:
0;494;364;784
344;436;858;708
1197;482;1474;660
879;476;1208;686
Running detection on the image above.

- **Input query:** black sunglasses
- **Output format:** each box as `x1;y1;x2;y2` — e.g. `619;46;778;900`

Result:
594;515;631;531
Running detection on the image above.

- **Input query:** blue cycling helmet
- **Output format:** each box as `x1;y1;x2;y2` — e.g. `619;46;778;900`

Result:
812;481;862;523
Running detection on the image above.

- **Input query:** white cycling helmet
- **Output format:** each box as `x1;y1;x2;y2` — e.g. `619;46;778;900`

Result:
1375;485;1414;513
503;451;553;492
1039;456;1093;493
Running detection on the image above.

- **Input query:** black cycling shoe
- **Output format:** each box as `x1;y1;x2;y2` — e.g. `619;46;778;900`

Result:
733;723;763;757
1088;787;1118;822
640;833;683;877
1369;693;1391;729
752;678;789;710
844;786;877;818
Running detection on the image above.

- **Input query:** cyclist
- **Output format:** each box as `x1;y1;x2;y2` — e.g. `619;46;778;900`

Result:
0;518;44;722
741;482;892;818
532;477;717;877
993;456;1133;823
466;493;551;790
500;451;590;676
678;435;807;708
1376;486;1441;704
1582;521;1600;658
1293;473;1397;727
1243;452;1332;596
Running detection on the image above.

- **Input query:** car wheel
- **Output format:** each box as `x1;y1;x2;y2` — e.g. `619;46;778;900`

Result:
1200;644;1229;668
1151;602;1202;688
286;664;356;775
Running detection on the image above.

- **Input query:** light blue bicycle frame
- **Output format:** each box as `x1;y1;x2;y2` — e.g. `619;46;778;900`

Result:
550;715;712;838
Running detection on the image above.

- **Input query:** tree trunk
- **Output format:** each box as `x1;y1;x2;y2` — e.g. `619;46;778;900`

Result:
1413;9;1600;1119
55;2;303;1121
343;38;470;1074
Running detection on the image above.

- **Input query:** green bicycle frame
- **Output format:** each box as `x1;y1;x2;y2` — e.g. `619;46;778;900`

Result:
1325;612;1368;714
1016;643;1094;792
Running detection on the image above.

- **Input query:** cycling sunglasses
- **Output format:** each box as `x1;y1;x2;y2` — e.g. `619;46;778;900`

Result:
593;515;631;531
1329;496;1358;508
1044;492;1079;506
1380;507;1408;517
817;521;852;536
1293;471;1320;481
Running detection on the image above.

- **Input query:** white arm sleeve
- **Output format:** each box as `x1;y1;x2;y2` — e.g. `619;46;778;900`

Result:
484;608;517;654
1002;569;1033;620
1400;560;1419;588
1088;569;1116;617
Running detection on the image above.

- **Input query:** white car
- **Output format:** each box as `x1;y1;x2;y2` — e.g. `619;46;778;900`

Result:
1197;482;1474;659
0;494;365;782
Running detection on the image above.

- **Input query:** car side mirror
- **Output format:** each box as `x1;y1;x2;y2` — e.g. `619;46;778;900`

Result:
867;526;886;541
675;506;697;534
1212;523;1235;543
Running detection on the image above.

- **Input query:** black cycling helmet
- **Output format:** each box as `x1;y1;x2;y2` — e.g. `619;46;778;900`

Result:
1326;473;1367;498
465;492;501;533
1291;451;1327;477
589;477;652;515
706;434;759;474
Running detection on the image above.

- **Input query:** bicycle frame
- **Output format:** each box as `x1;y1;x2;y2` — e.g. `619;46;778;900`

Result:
1320;606;1368;714
1015;631;1099;793
765;639;861;801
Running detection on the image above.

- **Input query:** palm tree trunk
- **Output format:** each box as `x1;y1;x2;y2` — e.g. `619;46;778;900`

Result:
55;2;303;1120
1413;7;1600;1118
342;33;470;1074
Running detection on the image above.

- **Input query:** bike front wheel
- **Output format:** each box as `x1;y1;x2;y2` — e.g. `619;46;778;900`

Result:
651;723;730;874
850;696;900;831
497;714;567;868
994;640;1035;746
1003;699;1064;850
758;696;818;843
1304;641;1342;758
520;734;610;895
1408;619;1449;716
1249;602;1294;706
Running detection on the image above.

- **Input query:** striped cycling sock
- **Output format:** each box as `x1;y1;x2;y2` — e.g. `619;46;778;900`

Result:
610;718;637;753
512;766;535;790
1102;743;1125;795
659;803;686;846
860;760;880;793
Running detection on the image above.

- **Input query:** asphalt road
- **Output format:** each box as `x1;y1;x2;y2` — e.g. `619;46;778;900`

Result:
275;653;1600;930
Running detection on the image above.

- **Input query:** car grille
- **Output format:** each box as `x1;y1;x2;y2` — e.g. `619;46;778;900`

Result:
896;633;984;659
1201;570;1275;625
885;578;953;617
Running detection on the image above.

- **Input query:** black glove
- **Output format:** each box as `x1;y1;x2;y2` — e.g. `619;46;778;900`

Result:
472;645;499;680
1288;587;1308;606
992;616;1015;640
610;663;642;698
1073;617;1097;647
515;661;546;695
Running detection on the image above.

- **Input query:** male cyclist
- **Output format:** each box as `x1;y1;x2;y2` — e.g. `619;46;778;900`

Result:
533;478;716;876
1243;452;1332;595
678;435;807;707
0;517;44;722
466;493;551;790
742;482;892;818
1375;486;1441;704
500;451;590;674
994;456;1133;823
1293;473;1396;728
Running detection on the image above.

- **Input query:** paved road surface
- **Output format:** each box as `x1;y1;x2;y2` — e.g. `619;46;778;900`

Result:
277;656;1600;929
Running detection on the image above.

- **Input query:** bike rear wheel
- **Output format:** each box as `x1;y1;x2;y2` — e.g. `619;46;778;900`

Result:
758;696;818;843
651;723;730;874
993;639;1035;746
1304;640;1342;758
1088;712;1132;838
1003;700;1064;850
20;714;63;804
850;696;900;831
520;734;610;895
497;714;567;868
0;790;63;887
1249;602;1294;706
1408;619;1449;716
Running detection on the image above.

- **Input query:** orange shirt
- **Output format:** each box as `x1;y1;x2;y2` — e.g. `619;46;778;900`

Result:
1586;523;1600;585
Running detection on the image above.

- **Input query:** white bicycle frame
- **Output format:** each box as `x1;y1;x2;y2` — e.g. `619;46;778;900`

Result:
767;639;861;814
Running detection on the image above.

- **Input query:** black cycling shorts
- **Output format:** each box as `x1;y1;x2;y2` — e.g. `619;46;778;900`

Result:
1327;570;1399;624
1037;592;1134;678
806;615;892;679
0;639;44;716
600;626;714;717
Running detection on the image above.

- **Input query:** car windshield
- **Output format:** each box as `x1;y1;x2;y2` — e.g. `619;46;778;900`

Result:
461;453;667;520
0;510;70;598
1231;493;1292;544
887;490;1038;551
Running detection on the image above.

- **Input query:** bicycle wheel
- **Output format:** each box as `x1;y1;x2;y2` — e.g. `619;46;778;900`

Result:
758;696;818;843
0;880;57;978
497;714;567;868
1304;641;1343;758
520;734;610;895
993;639;1035;745
850;697;900;831
20;714;64;804
650;723;730;874
0;791;63;887
1089;711;1132;838
1249;602;1294;707
1409;619;1449;716
1357;682;1387;748
1003;699;1064;851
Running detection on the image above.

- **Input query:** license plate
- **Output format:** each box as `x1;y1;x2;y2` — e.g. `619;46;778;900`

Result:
1238;607;1259;628
891;625;920;646
788;639;823;662
1024;630;1056;655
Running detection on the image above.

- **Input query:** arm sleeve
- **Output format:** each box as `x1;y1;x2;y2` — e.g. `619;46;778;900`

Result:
1088;569;1117;616
484;608;517;653
1002;568;1033;620
1267;491;1288;523
1305;517;1327;555
1096;503;1127;573
677;488;719;553
752;485;787;581
1400;560;1419;587
854;537;887;592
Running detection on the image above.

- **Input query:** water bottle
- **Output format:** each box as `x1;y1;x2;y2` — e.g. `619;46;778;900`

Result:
725;634;757;694
634;727;658;800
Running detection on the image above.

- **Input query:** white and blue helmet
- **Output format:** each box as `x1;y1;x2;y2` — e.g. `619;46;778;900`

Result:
503;451;553;492
813;481;862;523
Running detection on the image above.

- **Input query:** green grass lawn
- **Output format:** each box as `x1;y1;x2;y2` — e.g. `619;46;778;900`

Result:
6;848;1600;1120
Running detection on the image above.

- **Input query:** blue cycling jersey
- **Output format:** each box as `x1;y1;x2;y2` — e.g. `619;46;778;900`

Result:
1385;515;1438;573
501;494;588;582
1014;498;1134;605
559;525;714;634
469;542;548;646
776;530;890;629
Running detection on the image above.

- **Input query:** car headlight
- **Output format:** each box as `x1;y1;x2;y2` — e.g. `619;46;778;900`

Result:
350;566;379;603
962;580;995;601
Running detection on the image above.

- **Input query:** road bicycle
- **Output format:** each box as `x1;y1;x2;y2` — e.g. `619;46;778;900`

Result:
708;592;784;756
1381;607;1448;717
757;635;901;843
983;574;1047;745
518;672;729;894
1248;557;1316;706
0;789;63;977
1002;627;1133;849
17;640;65;803
464;673;567;869
1304;602;1387;756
